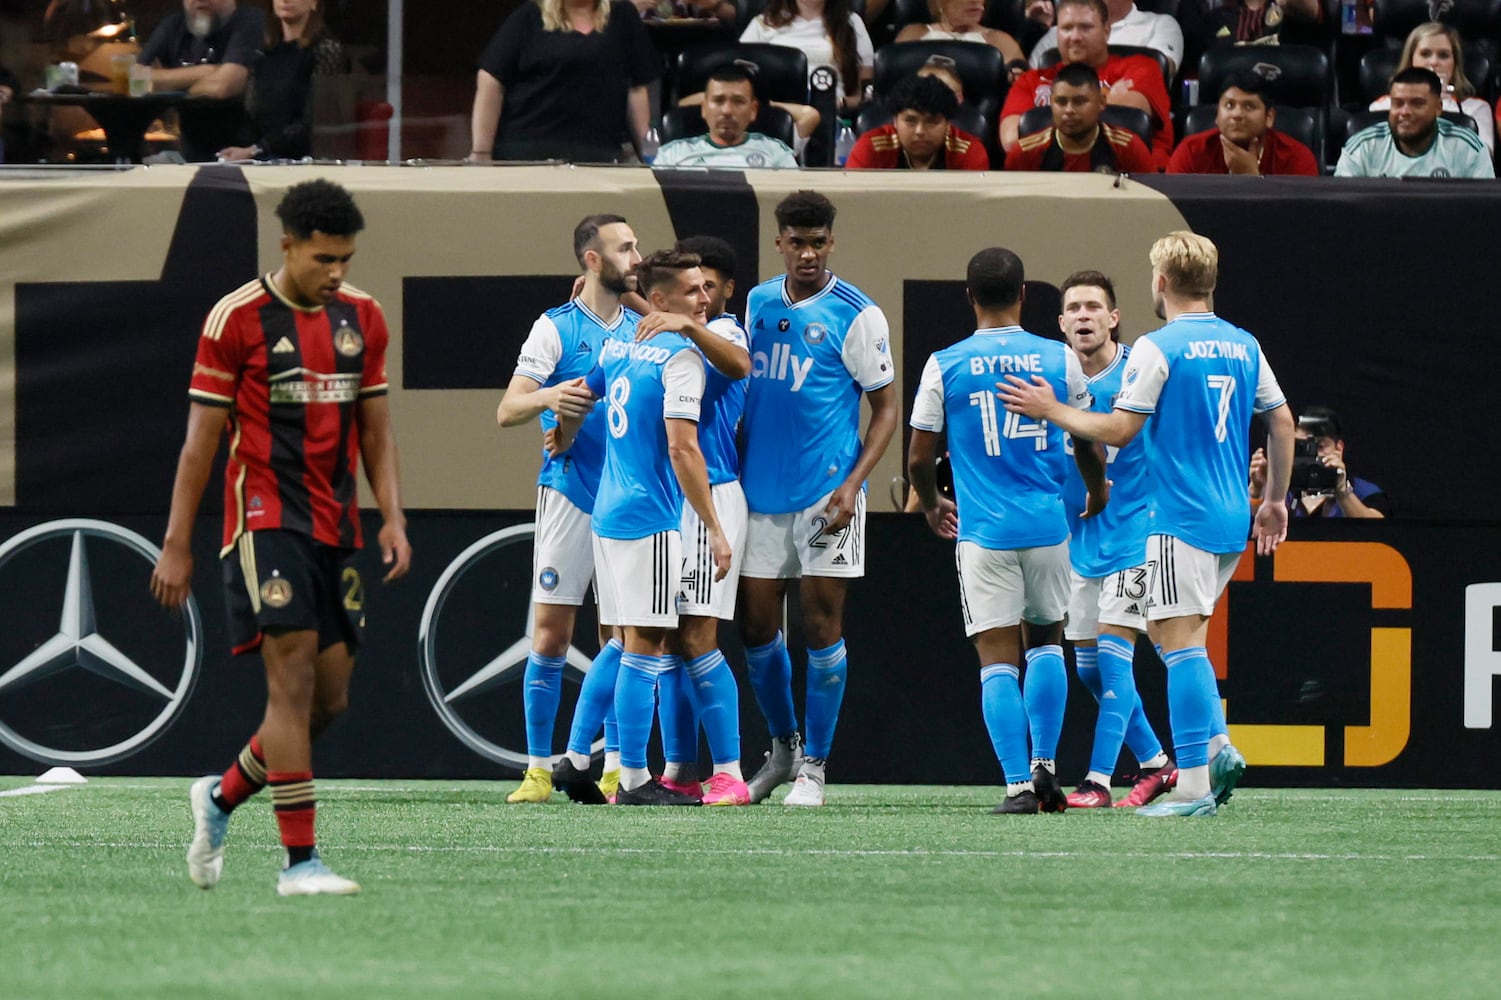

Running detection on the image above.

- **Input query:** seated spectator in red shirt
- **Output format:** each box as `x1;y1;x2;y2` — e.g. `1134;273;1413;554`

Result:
1167;73;1319;176
1000;0;1172;168
1005;62;1155;172
846;74;989;169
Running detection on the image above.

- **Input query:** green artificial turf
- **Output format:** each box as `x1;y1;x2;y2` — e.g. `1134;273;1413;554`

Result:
2;778;1497;999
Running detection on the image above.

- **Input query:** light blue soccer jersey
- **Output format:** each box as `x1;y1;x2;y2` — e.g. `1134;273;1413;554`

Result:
698;314;748;487
909;326;1090;550
585;332;706;540
742;273;894;513
513;300;641;514
1114;312;1287;554
1063;343;1152;578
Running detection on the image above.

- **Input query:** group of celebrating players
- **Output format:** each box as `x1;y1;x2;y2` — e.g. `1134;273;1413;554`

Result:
154;178;1296;896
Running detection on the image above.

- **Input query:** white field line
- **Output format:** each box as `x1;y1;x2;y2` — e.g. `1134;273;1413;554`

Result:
0;785;73;798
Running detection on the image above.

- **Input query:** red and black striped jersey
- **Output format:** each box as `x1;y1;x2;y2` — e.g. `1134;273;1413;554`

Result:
188;275;390;554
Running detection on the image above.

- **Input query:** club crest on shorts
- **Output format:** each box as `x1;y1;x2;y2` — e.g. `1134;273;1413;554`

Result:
334;321;364;357
261;574;293;608
803;322;828;345
538;566;559;592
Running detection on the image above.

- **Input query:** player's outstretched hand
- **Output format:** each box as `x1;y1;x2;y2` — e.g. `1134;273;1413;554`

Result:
552;377;595;420
150;541;193;609
1081;479;1111;520
996;374;1057;419
1253;498;1288;556
380;520;412;582
709;525;733;582
824;482;860;534
636;311;695;341
923;496;958;540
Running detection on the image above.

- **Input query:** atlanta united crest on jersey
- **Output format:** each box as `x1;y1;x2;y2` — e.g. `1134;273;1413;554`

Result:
910;326;1089;550
514;299;640;514
1063;343;1152;578
741;273;893;514
1114;312;1287;554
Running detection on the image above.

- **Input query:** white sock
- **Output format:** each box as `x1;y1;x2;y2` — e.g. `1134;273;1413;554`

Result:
566;751;590;771
663;761;693;782
1208;733;1230;759
1006;781;1035;797
1140;752;1169;771
528;755;551;771
604;751;621;773
1031;758;1056;775
1177;763;1210;799
620;766;650;791
712;761;743;781
1085;770;1112;788
799;757;826;779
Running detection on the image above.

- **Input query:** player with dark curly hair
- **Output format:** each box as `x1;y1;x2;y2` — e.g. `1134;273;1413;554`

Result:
152;178;411;895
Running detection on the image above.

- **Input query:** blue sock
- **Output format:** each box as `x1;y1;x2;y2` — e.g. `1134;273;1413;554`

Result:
657;658;699;765
523;652;567;759
604;710;619;756
1074;644;1102;700
567;639;622;757
804;639;848;760
1023;643;1067;762
685;649;741;765
745;631;797;739
615;652;670;771
1162;647;1219;768
1124;696;1164;764
1087;634;1138;778
981;664;1031;785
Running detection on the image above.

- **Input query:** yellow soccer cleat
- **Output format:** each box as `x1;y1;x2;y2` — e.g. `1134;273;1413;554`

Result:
506;767;553;803
597;768;620;804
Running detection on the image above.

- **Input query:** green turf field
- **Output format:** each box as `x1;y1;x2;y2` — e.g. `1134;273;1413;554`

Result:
3;777;1498;999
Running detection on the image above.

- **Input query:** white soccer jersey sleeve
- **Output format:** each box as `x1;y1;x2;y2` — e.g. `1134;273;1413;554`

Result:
909;354;945;432
1113;336;1170;413
1065;351;1092;409
705;316;749;376
841;305;895;392
1253;350;1287;413
663;349;706;422
513;314;563;384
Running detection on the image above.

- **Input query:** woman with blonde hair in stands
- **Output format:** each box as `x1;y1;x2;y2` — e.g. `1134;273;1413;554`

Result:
470;0;660;162
895;0;1025;71
1370;21;1493;155
740;0;874;111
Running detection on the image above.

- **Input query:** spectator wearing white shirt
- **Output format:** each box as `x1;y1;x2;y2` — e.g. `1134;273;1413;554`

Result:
1368;22;1493;156
1028;0;1182;76
740;0;874;111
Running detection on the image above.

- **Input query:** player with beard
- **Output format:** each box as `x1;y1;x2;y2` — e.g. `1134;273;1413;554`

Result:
497;215;642;804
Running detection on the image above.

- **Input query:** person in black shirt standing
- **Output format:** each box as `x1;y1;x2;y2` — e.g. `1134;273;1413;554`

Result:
469;0;660;164
218;0;346;161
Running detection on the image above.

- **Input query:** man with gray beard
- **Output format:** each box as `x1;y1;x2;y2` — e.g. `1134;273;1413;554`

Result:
138;0;263;160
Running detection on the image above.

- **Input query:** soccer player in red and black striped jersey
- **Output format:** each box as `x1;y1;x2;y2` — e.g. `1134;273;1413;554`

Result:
151;178;411;896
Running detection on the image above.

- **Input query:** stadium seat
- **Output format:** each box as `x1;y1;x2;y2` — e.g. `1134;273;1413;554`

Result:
658;104;799;148
1017;103;1153;147
1357;44;1493;106
872;40;1009;122
1035;45;1175;90
855;101;992;143
675;43;810;105
1197;44;1332;110
1372;0;1501;46
1182;103;1324;167
1342;107;1481;144
738;0;866;33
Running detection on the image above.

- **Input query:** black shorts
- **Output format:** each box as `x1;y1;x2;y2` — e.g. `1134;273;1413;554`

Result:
222;530;365;656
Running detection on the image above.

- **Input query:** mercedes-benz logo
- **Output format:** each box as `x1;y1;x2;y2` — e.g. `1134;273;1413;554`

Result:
418;523;600;768
0;518;203;765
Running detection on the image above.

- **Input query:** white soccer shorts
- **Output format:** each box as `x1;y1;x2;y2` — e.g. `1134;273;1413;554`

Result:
679;480;748;620
742;487;866;580
955;539;1070;637
1064;565;1151;640
1144;534;1241;620
531;486;596;605
593;530;683;628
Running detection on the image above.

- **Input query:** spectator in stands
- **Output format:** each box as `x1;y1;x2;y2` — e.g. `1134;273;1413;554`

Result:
918;54;966;103
632;0;737;25
1000;0;1172;168
739;0;874;112
137;0;263;161
655;63;800;167
846;72;989;169
1005;61;1154;171
1336;67;1493;178
1167;73;1318;175
1250;406;1389;518
216;0;346;161
471;0;659;163
1370;22;1493;156
894;0;1026;75
1178;0;1322;86
1027;0;1183;77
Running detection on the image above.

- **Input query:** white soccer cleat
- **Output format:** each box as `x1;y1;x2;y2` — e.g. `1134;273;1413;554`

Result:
746;733;803;804
186;775;230;889
783;763;826;807
277;851;361;897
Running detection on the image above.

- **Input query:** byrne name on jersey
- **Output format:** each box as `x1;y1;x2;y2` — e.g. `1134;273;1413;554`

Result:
969;353;1046;376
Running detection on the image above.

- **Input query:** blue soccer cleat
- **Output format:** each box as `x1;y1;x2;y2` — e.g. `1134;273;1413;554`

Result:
187;775;230;889
1136;792;1218;817
1210;744;1247;805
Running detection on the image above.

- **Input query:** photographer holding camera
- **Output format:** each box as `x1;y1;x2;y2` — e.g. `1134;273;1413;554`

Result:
1250;406;1389;519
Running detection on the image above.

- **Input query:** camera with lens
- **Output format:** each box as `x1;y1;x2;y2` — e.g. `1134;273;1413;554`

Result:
1289;416;1342;493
